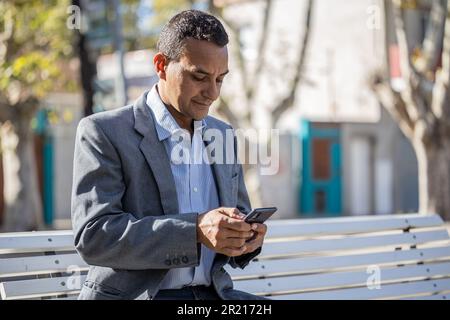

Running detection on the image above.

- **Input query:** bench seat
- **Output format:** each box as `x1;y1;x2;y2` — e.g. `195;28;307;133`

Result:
1;214;449;300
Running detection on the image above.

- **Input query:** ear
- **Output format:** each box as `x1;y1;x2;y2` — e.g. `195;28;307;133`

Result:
153;53;168;80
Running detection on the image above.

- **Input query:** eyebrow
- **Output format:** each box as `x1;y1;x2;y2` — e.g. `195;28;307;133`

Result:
191;68;229;77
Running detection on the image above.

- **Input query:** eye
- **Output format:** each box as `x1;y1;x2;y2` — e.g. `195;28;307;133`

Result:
216;78;224;84
193;75;206;82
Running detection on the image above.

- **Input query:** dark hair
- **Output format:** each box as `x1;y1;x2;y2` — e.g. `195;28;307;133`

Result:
157;10;229;61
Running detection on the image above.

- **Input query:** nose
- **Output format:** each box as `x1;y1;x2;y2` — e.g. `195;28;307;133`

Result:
203;80;220;102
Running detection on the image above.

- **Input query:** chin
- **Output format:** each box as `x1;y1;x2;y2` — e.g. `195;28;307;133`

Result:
192;109;209;120
193;114;207;121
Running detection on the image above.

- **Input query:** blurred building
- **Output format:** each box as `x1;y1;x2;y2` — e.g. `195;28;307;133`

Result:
96;49;158;109
41;93;84;227
219;0;421;218
1;1;428;227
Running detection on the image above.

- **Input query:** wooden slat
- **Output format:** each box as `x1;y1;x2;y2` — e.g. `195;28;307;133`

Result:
270;278;450;300
265;214;443;238
0;231;75;254
234;261;450;295
227;246;450;278
0;274;87;300
401;294;450;300
259;230;450;257
0;253;88;277
47;295;79;300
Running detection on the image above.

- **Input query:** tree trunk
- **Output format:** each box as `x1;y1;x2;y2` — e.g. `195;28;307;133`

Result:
414;139;450;220
0;116;43;231
73;0;97;117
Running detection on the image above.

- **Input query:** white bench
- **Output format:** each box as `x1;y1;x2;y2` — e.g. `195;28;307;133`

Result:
1;214;450;300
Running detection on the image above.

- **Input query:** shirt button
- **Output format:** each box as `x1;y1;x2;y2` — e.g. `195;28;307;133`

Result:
164;259;172;266
182;256;189;264
193;187;198;192
173;257;180;265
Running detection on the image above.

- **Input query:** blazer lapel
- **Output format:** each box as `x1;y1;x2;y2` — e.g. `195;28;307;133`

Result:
204;119;234;208
133;92;179;215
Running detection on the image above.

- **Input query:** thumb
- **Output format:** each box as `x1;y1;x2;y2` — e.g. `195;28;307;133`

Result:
219;207;245;220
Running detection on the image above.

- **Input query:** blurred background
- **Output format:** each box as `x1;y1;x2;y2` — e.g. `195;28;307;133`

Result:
0;0;449;232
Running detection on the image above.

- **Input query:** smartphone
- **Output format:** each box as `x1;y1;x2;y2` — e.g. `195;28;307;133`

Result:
244;207;278;224
243;207;277;242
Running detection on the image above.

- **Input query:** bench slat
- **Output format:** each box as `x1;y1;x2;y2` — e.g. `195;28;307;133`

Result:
227;246;450;278
270;278;450;300
0;253;88;277
0;231;75;254
0;214;441;252
48;295;79;300
0;274;87;300
259;230;449;257
266;214;443;238
401;294;450;300
233;261;450;295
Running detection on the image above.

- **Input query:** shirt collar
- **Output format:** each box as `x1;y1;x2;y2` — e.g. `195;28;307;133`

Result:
146;85;207;141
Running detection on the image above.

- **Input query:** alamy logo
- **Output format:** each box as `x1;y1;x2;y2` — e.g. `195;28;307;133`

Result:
366;265;381;290
366;5;381;30
169;128;280;176
66;265;82;290
66;5;81;30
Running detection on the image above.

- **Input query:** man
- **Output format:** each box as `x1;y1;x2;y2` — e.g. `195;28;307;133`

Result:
71;10;268;300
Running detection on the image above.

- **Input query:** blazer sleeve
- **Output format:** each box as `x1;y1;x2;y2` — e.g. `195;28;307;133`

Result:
228;127;263;269
71;117;200;270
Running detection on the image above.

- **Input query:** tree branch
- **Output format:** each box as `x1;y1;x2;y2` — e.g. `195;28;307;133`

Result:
371;73;415;138
209;2;252;121
0;5;14;63
215;96;252;129
0;101;14;124
247;0;273;104
372;1;415;139
431;0;450;123
417;0;446;74
271;0;313;127
391;0;438;136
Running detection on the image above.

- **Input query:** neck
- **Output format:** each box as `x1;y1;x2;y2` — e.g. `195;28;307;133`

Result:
157;83;193;134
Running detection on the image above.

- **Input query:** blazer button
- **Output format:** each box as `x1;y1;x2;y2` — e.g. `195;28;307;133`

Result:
164;259;172;266
173;257;180;265
182;256;189;264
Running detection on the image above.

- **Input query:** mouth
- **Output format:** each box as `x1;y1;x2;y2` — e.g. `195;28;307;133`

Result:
192;100;211;108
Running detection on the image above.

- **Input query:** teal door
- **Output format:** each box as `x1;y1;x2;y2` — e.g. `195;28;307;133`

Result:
300;120;342;216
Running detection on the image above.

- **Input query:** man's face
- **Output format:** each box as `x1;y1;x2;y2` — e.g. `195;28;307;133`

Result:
163;38;229;121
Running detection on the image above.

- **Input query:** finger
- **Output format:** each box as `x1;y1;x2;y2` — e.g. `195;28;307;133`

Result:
222;246;246;257
218;207;245;220
224;237;247;248
220;228;254;239
250;223;267;234
222;218;252;232
241;240;261;254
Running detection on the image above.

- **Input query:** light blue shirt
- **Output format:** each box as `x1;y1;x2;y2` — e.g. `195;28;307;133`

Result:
146;85;219;289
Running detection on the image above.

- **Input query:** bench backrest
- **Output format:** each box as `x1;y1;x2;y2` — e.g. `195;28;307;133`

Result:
1;214;449;300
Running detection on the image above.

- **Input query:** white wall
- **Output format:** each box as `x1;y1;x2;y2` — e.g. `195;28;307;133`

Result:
349;136;373;215
220;0;384;132
45;93;83;222
375;159;393;214
259;132;300;219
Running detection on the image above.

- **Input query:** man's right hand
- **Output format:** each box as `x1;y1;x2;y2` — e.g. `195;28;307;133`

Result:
196;207;254;257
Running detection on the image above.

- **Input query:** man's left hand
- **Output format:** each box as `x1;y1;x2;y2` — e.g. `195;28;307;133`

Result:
241;223;267;254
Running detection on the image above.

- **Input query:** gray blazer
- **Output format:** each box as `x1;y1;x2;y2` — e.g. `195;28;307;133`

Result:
71;91;262;300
